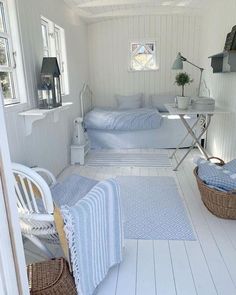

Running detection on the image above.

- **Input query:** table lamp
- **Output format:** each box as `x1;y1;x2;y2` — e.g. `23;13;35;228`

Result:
172;52;204;97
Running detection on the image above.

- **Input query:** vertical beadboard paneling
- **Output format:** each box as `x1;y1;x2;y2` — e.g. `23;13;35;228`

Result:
200;0;236;162
88;15;202;107
4;0;89;175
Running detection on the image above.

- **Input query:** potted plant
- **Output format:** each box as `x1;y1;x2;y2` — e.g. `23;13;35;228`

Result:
175;72;193;109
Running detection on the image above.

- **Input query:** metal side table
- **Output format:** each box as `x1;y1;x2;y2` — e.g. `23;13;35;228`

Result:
164;103;227;171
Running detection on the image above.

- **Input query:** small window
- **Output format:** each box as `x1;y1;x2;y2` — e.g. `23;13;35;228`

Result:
41;16;69;95
0;1;17;105
130;41;158;71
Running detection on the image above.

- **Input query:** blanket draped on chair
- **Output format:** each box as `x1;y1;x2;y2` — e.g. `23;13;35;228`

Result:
61;179;123;295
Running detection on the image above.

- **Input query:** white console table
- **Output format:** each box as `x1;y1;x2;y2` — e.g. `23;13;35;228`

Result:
165;103;228;171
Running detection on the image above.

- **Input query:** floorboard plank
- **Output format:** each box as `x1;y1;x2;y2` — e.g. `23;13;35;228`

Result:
169;240;197;295
116;240;137;295
136;240;156;295
185;241;217;295
153;240;177;295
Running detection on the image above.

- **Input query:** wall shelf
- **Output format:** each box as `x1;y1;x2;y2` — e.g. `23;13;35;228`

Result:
209;50;236;73
19;102;73;136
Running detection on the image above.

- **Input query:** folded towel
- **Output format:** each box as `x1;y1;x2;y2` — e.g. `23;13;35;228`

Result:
61;179;123;295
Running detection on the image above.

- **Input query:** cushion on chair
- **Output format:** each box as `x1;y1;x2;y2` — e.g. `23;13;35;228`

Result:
197;160;236;192
51;174;98;207
115;93;143;109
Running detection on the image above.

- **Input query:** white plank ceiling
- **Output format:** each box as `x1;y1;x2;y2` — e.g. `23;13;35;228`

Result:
64;0;211;21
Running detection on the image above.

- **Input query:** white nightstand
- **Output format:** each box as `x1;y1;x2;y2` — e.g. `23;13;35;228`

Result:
71;140;89;165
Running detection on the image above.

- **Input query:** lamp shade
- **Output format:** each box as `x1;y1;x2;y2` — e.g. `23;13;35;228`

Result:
41;57;61;76
172;52;183;70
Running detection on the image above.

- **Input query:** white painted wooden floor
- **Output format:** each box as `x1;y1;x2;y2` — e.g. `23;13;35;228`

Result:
25;149;236;295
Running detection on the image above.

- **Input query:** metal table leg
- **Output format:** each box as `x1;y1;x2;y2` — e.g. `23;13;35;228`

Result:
169;116;202;159
173;114;212;171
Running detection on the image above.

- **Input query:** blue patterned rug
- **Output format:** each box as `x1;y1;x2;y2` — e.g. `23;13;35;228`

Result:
117;176;195;240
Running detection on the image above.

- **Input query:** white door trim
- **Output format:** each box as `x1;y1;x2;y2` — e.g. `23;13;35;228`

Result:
0;92;29;294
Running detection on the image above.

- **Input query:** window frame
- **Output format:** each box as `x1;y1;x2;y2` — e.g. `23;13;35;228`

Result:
0;0;19;105
54;24;66;95
129;41;159;72
41;18;51;58
41;16;69;96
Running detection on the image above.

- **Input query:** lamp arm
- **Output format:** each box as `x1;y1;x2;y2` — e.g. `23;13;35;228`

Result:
178;53;204;96
185;59;204;71
187;61;204;97
198;69;203;97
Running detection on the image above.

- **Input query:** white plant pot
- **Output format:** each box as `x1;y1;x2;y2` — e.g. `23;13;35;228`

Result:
177;96;190;110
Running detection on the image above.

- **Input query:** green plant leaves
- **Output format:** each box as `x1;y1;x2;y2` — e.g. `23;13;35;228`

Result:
175;72;193;86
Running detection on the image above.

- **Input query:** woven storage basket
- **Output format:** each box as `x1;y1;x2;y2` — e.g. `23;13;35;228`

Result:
27;258;77;295
194;157;236;219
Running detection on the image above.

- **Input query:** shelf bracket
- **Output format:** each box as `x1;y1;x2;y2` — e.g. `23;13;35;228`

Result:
19;102;73;136
21;114;46;136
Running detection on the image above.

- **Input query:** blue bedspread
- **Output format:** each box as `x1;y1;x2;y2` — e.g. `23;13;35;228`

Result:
84;108;162;131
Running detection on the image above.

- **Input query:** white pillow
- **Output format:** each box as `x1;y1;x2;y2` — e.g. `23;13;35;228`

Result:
150;95;175;112
115;93;143;110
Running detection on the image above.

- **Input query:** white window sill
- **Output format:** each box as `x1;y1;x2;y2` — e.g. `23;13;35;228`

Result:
128;67;160;73
4;102;28;113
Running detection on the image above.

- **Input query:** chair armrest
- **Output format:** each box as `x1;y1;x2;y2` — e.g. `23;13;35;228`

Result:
32;167;57;186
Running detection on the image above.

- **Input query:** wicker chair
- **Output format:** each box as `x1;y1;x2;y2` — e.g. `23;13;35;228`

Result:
12;163;59;258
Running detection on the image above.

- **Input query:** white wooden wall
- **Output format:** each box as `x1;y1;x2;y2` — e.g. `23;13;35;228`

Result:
200;0;236;162
88;15;202;107
4;0;89;176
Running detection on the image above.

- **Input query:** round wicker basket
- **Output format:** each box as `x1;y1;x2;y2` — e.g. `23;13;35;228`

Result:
194;157;236;219
27;258;77;295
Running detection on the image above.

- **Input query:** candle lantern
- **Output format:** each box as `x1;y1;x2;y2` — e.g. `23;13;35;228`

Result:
38;57;62;109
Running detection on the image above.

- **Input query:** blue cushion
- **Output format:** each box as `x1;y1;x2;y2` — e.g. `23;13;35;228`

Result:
197;160;236;192
224;159;236;173
51;174;98;207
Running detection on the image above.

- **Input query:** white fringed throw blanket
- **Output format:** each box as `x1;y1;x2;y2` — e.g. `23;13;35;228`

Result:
61;179;123;295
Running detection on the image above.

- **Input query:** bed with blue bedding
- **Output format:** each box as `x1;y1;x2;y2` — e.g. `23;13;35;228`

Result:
85;107;162;131
80;85;197;149
84;108;197;149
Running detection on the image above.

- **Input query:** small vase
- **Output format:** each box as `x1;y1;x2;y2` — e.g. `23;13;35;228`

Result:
177;96;190;110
